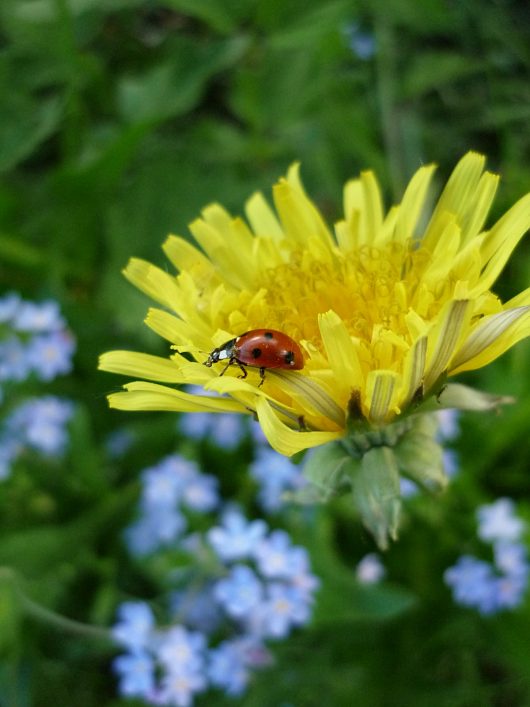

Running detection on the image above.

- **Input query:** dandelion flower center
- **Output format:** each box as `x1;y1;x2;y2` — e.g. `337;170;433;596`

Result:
235;241;435;372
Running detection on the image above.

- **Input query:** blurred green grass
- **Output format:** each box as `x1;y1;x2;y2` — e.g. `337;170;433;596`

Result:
2;0;530;705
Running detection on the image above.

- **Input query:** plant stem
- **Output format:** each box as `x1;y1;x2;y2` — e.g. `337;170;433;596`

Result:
20;593;112;642
374;15;406;199
0;567;113;643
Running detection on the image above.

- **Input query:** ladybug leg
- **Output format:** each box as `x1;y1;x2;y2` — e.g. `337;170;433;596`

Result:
219;360;233;377
236;361;248;379
257;367;266;388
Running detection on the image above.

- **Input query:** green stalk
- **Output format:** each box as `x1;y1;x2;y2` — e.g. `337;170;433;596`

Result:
374;16;406;199
20;593;112;642
0;568;112;643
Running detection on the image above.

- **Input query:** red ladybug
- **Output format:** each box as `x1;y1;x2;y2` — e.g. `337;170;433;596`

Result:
204;329;304;385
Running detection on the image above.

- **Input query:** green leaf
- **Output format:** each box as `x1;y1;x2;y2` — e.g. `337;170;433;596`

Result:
118;63;198;125
164;0;243;33
67;405;108;495
371;0;461;33
0;527;90;577
1;0;144;25
0;569;22;657
314;577;417;625
349;447;401;550
402;52;485;98
0;95;62;172
0;233;45;268
421;383;514;412
0;489;137;578
394;429;447;492
301;442;355;500
0;657;31;707
117;36;249;125
268;0;351;49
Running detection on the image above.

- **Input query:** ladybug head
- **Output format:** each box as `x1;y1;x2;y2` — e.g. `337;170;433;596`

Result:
204;338;237;367
204;347;221;367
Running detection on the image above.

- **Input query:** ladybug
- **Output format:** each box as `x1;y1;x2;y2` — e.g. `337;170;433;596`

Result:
204;329;304;386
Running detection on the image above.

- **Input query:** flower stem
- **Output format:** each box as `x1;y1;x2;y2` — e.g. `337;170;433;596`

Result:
20;593;112;642
0;567;112;643
374;15;406;199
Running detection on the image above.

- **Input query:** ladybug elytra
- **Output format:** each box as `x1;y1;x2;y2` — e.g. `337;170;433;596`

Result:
204;329;304;386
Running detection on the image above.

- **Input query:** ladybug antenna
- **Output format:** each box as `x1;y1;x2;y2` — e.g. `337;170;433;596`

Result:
171;344;207;356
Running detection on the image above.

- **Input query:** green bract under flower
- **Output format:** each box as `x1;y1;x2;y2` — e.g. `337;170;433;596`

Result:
100;153;530;456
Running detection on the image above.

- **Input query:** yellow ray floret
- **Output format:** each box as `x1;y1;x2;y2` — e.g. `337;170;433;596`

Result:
99;152;530;455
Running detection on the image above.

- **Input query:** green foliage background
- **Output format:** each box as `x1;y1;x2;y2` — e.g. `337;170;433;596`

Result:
2;0;530;705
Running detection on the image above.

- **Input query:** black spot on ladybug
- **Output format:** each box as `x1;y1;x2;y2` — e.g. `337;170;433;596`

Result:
251;347;262;359
284;351;295;364
264;332;274;340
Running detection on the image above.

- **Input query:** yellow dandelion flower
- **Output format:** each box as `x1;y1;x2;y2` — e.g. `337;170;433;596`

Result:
100;152;530;458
